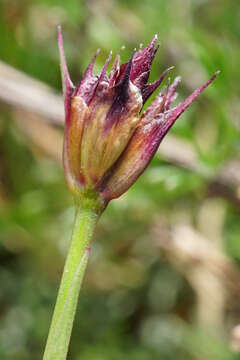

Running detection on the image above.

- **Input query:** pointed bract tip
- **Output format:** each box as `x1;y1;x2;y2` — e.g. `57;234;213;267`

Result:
57;25;74;97
150;34;160;48
213;70;221;77
105;50;113;65
150;34;158;44
141;66;175;103
164;75;182;110
57;25;63;50
106;50;113;66
57;25;62;36
165;71;219;127
98;50;113;81
57;26;67;59
121;51;134;82
200;71;220;87
200;70;220;89
148;34;158;48
85;48;100;75
173;75;182;83
164;66;174;75
140;34;159;53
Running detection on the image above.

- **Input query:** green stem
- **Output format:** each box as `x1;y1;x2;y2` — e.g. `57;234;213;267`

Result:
43;198;101;360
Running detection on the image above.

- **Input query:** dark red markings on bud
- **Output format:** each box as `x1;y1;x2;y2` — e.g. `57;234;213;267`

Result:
104;53;134;131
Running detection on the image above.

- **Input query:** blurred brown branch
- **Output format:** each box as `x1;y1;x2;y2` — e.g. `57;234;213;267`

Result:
0;60;240;204
0;60;63;125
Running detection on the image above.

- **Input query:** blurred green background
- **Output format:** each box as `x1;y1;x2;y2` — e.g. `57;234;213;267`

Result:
0;0;240;359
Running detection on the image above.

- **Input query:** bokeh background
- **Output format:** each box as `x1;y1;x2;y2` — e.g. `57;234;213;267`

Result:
0;0;240;359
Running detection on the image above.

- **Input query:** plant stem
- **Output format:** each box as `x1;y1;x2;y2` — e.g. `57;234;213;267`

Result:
43;198;101;360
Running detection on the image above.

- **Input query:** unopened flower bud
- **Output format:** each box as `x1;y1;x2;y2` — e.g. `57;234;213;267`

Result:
58;27;218;208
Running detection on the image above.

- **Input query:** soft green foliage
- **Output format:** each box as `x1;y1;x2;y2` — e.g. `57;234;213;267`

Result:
0;0;240;359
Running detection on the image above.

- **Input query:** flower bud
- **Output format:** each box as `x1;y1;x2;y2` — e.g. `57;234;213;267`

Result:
58;27;218;207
